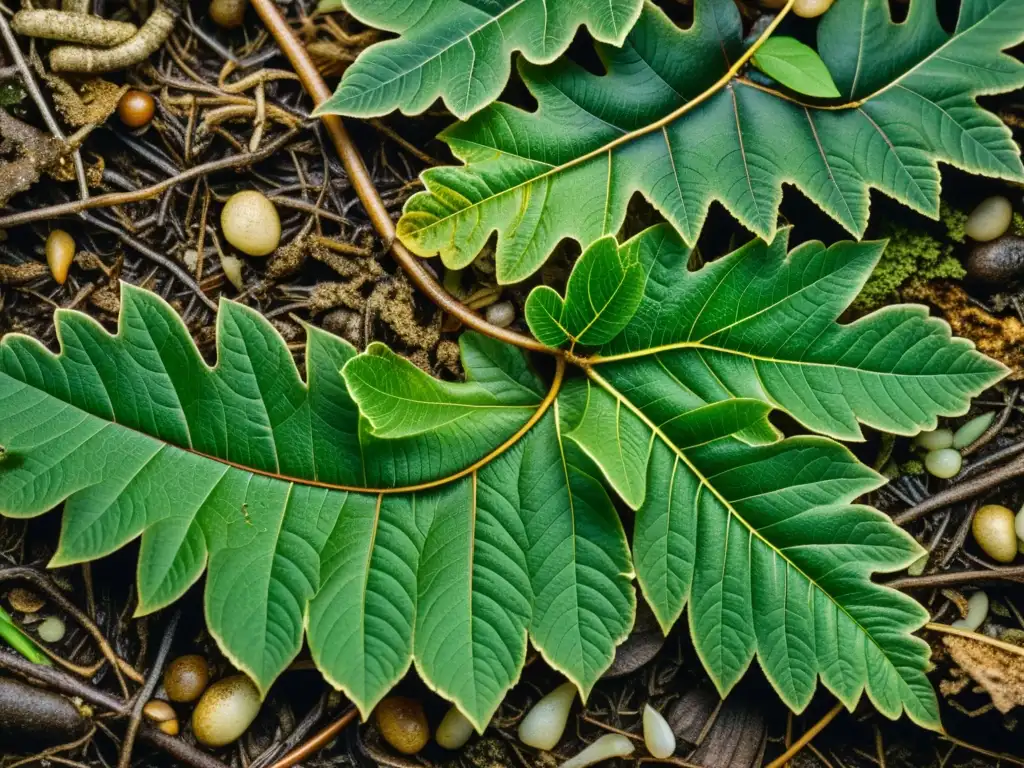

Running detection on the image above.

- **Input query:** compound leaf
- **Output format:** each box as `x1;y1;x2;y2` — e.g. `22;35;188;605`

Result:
315;0;645;120
398;0;1024;283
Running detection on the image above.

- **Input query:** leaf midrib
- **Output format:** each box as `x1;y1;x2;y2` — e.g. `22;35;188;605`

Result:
584;366;916;705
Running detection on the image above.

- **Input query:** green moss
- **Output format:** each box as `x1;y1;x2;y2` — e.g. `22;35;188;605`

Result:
1012;211;1024;236
901;459;925;476
941;202;968;243
854;223;965;310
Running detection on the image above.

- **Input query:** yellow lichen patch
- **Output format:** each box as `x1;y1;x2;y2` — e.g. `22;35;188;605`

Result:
943;635;1024;714
902;280;1024;379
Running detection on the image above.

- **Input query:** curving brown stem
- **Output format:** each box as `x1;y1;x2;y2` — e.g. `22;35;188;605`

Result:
249;0;551;353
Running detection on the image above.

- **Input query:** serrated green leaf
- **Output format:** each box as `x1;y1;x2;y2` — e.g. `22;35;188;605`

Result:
524;235;645;349
0;228;1007;731
398;0;1024;283
315;0;644;120
752;37;841;98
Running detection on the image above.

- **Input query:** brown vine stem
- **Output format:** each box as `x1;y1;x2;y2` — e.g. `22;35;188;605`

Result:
250;0;556;354
892;453;1024;526
886;565;1024;591
266;708;358;768
763;702;844;768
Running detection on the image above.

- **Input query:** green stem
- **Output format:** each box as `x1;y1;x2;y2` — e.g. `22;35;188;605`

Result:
0;606;51;665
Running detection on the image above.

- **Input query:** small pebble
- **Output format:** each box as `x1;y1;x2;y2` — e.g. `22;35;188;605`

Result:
642;704;675;759
45;229;75;285
191;675;261;748
965;196;1013;242
952;590;989;632
7;588;44;614
953;412;995;449
972;504;1017;563
966;235;1024;284
163;655;210;703
913;428;953;451
117;90;155;129
793;0;834;17
560;733;634;768
37;616;65;643
221;191;281;257
375;696;429;755
519;682;577;751
485;301;515;328
436;705;474;750
924;448;961;479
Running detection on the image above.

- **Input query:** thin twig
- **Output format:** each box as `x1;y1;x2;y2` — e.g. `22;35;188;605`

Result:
886;564;1024;590
267;708;359;768
0;649;228;768
763;703;845;768
892;453;1024;526
118;611;179;768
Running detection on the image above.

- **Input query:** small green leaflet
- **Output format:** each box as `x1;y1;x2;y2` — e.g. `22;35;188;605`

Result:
314;0;644;120
751;36;840;98
0;231;1006;729
397;0;1024;283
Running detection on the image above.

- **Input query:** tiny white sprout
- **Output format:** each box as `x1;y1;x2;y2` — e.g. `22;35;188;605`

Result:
952;590;989;632
559;733;634;768
642;704;675;758
518;681;576;751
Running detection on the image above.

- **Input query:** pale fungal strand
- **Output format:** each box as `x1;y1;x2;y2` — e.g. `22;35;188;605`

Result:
436;705;474;750
50;6;176;73
12;10;137;46
952;590;989;632
559;734;634;768
642;704;675;759
519;682;576;750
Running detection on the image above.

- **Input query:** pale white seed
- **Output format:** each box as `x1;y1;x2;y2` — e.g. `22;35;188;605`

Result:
1016;505;1024;544
972;504;1017;563
559;734;634;768
518;682;576;751
952;590;989;632
965;196;1013;242
924;448;962;479
221;254;244;292
906;552;928;577
37;616;65;643
485;301;515;328
793;0;834;18
953;412;995;449
642;704;675;759
436;705;475;750
913;428;953;451
192;675;261;747
221;191;281;257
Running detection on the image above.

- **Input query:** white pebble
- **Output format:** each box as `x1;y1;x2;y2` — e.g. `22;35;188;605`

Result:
37;616;65;643
642;704;675;759
559;734;634;768
436;705;474;750
965;196;1013;242
485;301;515;328
913;428;953;451
518;682;576;751
952;590;989;632
924;448;962;479
221;190;281;256
953;412;995;449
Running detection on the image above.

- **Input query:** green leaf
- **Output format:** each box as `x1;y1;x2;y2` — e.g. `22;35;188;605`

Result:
314;0;644;120
751;37;841;98
397;0;1024;283
0;229;1006;731
524;235;645;349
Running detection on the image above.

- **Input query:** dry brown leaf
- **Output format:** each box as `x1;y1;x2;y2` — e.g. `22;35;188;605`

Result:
943;634;1024;713
902;279;1024;379
45;75;128;127
0;262;49;285
0;111;63;206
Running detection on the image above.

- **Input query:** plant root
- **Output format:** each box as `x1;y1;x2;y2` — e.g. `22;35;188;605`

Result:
0;676;88;750
12;11;137;47
50;6;176;73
